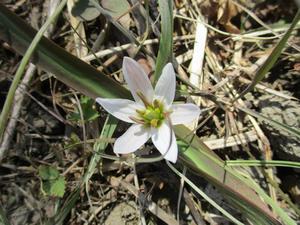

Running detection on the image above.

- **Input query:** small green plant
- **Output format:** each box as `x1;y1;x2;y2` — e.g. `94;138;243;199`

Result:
38;165;65;198
68;96;99;122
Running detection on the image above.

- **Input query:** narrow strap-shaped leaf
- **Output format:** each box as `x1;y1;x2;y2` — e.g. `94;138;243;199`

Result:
235;9;300;101
154;0;173;83
226;160;300;169
0;0;68;141
175;126;283;225
83;116;118;183
0;3;131;101
167;161;244;225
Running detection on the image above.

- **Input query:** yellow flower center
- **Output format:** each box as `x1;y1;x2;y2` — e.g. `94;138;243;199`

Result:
136;99;165;128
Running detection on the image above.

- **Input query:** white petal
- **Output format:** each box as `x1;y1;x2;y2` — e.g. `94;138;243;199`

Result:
151;122;178;163
122;57;154;104
154;63;176;106
96;98;143;123
114;124;151;154
170;103;201;125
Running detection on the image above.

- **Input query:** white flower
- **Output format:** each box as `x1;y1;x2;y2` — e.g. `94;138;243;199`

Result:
96;57;200;163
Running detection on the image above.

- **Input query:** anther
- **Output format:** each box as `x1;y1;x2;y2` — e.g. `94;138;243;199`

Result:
129;116;145;124
136;91;151;107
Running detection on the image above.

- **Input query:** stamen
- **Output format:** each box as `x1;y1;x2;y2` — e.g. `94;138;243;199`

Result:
132;97;166;128
150;119;159;127
129;116;145;124
153;99;160;108
136;91;151;107
136;109;145;116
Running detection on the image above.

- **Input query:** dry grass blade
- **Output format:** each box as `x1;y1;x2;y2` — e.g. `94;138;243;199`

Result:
235;9;300;101
188;21;207;130
204;130;258;150
236;105;300;139
67;0;88;57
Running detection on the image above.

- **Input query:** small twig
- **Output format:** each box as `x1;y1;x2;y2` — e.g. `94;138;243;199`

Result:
84;200;111;225
81;35;195;62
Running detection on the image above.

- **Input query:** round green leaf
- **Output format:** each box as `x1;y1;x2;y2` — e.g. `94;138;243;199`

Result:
71;0;100;21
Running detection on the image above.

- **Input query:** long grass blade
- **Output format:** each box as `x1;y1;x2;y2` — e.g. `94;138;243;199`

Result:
0;0;68;142
154;0;173;83
231;169;297;225
0;3;131;100
46;187;80;225
167;161;244;225
175;130;283;225
235;9;300;101
226;160;300;169
83;116;118;183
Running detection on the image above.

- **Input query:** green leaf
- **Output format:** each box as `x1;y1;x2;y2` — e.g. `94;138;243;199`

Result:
38;165;59;180
68;96;99;122
0;3;131;100
41;176;65;198
167;162;244;225
50;176;66;198
154;0;173;83
226;159;300;169
100;0;131;29
38;166;65;198
101;0;130;19
71;0;100;21
175;126;285;225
